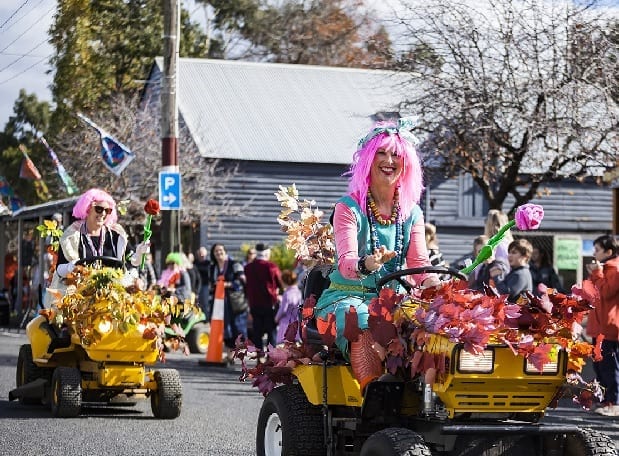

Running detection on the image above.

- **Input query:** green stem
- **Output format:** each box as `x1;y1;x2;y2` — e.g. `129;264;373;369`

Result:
140;214;153;270
459;220;515;275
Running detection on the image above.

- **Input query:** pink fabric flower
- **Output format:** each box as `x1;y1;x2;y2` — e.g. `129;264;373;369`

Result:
514;203;544;230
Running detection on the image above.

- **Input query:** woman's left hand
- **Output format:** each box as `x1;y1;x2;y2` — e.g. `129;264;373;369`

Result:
421;276;441;288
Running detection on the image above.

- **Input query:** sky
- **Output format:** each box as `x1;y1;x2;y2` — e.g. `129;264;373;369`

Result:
1;0;616;130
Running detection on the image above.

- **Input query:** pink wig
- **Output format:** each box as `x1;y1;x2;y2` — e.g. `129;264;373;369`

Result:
346;123;424;219
72;188;118;224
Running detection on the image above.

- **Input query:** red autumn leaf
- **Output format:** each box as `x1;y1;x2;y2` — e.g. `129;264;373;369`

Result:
410;350;423;375
343;306;363;343
144;198;160;215
316;314;336;347
527;343;553;372
284;320;299;342
367;315;398;348
422;352;436;372
424;366;436;385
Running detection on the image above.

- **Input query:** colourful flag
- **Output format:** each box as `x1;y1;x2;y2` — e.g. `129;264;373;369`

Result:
77;113;135;176
19;151;42;180
18;145;50;201
0;175;14;197
39;136;79;195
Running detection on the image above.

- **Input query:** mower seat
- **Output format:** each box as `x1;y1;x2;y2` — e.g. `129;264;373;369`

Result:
301;265;332;346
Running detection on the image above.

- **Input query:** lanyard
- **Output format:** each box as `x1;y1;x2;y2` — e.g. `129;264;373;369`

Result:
81;223;105;257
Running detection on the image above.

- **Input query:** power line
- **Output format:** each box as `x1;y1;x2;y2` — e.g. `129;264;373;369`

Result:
0;53;49;86
0;38;48;73
0;0;30;30
0;4;55;54
0;0;45;34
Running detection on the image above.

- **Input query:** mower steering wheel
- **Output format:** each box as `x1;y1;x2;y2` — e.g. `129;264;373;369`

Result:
376;266;468;293
75;255;124;269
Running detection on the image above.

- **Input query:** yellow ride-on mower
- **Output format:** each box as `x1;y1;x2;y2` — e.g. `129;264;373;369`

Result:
239;265;615;456
9;256;182;419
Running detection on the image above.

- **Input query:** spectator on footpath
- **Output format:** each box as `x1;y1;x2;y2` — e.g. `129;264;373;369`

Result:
529;244;563;294
468;235;509;291
424;222;447;269
244;242;283;351
585;234;619;416
489;238;533;303
184;252;202;302
194;246;211;320
208;244;247;351
275;270;302;344
243;247;257;266
484;209;513;264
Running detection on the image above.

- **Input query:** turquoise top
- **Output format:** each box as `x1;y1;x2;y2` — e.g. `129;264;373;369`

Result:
315;195;420;353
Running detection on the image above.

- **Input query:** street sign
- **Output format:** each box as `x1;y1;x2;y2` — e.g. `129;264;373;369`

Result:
158;171;182;210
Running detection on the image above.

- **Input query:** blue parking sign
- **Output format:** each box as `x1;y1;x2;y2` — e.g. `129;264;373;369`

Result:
159;171;182;210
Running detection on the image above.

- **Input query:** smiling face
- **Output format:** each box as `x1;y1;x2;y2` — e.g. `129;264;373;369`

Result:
86;201;112;230
370;148;403;189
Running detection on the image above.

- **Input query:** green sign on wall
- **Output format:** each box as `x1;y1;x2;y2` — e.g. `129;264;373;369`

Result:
555;238;581;270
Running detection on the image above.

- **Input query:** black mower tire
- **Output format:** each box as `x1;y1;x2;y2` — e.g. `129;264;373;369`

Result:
361;428;432;456
16;344;48;405
50;367;82;418
256;383;324;456
186;322;210;354
151;369;182;419
564;428;618;456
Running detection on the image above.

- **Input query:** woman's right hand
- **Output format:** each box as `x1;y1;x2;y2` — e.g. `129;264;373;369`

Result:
365;246;396;271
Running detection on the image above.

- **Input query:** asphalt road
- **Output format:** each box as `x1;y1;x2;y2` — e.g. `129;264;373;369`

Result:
0;328;617;455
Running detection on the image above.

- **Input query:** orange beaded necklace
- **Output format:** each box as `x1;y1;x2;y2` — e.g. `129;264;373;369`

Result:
367;189;399;226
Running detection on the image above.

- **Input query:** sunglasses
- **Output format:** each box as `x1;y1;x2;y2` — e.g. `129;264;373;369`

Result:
93;205;113;215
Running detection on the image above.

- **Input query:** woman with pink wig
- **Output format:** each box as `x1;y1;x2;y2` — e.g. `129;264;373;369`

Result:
314;118;440;392
45;188;148;305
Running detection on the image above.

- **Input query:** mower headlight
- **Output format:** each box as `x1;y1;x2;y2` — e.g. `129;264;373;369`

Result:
525;353;559;374
458;349;494;373
97;319;113;334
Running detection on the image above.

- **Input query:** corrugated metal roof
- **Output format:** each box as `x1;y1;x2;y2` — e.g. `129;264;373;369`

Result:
154;58;411;165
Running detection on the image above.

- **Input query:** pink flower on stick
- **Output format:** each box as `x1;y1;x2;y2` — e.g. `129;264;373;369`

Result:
514;203;544;230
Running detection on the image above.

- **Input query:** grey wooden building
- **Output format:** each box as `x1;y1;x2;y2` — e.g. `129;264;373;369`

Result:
144;58;613;285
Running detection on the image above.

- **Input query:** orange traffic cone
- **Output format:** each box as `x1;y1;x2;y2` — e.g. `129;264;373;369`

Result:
199;276;227;366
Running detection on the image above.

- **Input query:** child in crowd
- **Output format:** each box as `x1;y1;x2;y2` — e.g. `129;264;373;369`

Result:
274;269;302;344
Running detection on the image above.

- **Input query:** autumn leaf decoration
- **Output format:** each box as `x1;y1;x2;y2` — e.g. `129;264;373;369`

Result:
35;219;64;274
275;184;335;266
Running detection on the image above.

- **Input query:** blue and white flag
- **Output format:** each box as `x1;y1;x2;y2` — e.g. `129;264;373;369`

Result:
77;113;135;176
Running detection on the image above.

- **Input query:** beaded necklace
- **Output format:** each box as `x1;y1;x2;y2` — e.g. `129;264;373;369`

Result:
367;189;399;225
367;197;404;275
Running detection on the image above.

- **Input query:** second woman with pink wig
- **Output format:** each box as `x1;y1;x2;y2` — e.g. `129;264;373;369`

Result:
314;118;439;392
45;188;149;305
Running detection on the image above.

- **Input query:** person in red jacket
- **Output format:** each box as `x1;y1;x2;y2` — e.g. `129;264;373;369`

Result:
586;234;619;416
244;243;283;351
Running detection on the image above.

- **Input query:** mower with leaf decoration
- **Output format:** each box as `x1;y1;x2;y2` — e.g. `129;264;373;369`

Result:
162;298;210;354
243;264;615;456
9;256;182;419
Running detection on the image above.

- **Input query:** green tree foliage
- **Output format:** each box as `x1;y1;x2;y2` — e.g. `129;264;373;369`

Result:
202;0;394;67
49;0;208;128
393;0;619;212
